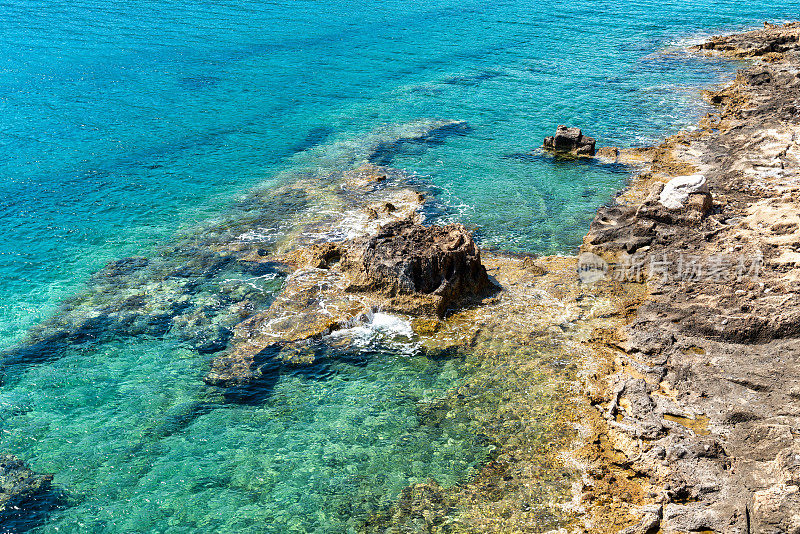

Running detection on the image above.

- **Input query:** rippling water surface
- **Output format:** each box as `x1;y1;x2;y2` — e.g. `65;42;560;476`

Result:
1;1;798;532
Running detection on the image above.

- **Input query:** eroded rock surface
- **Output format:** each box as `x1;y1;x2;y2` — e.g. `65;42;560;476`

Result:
576;21;800;534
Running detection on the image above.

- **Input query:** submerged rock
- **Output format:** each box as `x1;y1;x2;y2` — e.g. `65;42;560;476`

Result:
0;455;53;516
543;125;597;156
205;268;367;387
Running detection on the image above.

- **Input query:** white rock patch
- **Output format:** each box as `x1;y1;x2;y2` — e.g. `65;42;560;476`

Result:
659;174;708;210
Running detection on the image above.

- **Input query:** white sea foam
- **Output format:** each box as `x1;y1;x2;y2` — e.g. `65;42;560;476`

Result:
328;311;419;354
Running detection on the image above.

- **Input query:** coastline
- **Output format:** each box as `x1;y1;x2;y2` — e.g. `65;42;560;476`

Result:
2;19;799;533
573;21;800;533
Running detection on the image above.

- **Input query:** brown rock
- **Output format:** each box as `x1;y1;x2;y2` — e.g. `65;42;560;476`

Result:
206;221;491;387
543;125;597;156
343;220;490;317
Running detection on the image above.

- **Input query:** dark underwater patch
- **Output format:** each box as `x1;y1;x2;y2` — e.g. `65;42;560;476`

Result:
442;70;505;87
290;126;334;154
368;122;473;166
178;75;223;90
0;485;68;534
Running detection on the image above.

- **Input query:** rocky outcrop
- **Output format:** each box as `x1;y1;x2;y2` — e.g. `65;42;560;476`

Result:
0;455;53;518
694;21;800;59
206;219;490;388
343;220;489;316
543;125;597;156
2;119;471;372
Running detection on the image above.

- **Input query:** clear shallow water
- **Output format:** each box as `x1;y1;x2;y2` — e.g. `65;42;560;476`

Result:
1;0;799;532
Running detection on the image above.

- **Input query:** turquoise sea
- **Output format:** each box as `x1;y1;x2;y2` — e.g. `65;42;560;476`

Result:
1;1;798;532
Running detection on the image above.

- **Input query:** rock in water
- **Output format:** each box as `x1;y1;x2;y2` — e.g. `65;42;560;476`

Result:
658;174;709;210
543;125;596;156
205;220;490;389
343;220;490;317
0;455;53;515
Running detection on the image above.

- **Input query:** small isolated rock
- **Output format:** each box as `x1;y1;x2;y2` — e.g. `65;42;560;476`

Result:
543;125;597;156
658;175;709;210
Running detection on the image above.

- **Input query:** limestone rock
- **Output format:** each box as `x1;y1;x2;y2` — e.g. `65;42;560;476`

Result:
685;192;713;218
522;256;547;275
577;25;800;534
751;483;800;533
658;174;709;210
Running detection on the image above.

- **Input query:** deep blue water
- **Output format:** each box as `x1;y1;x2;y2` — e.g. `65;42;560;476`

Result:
1;1;799;532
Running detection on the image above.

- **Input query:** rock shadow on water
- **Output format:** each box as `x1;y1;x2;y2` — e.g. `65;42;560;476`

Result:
289;126;334;154
219;343;363;405
502;150;629;172
220;345;288;405
442;70;506;87
369;122;473;166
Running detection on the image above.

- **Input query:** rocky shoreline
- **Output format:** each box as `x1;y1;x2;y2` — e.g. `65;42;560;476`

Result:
573;21;800;534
